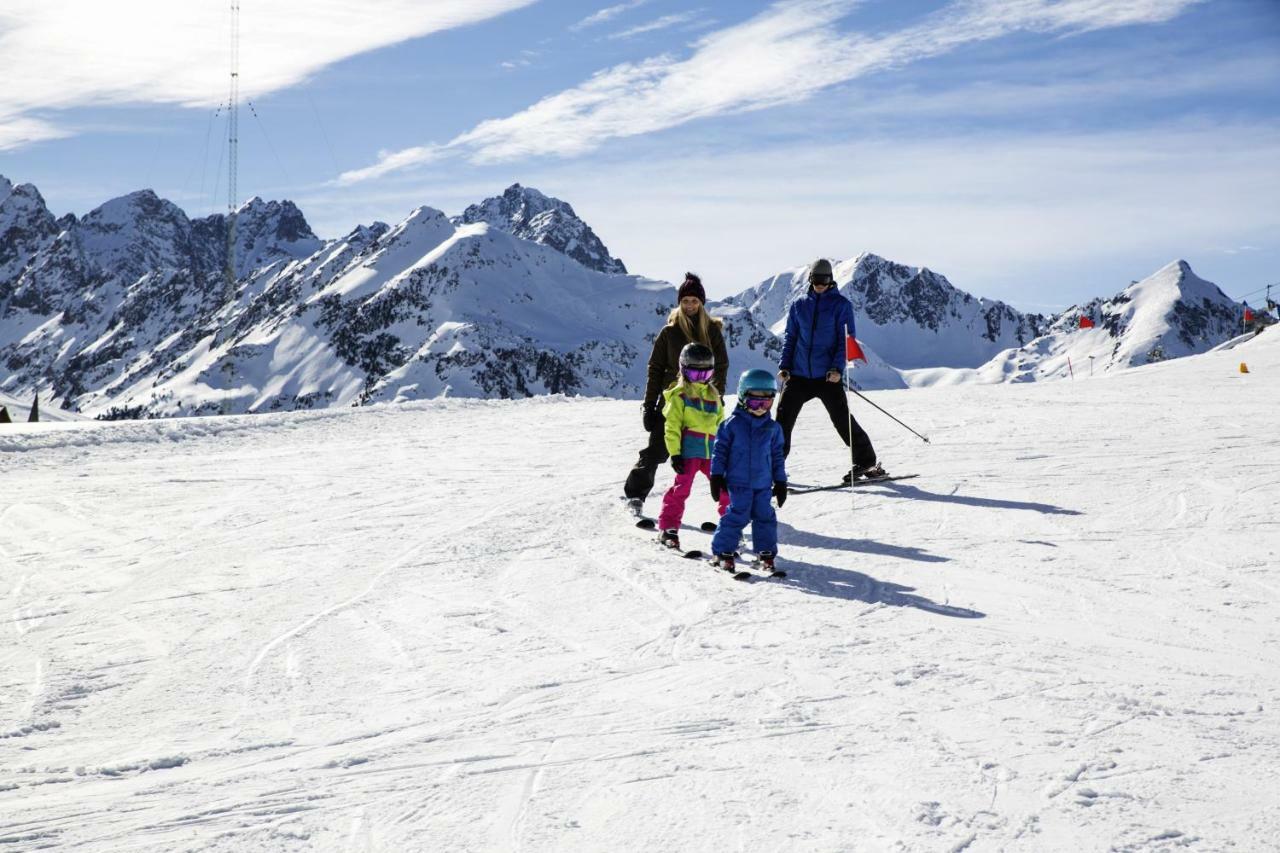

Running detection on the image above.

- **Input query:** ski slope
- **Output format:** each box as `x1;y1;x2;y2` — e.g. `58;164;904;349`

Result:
2;333;1278;851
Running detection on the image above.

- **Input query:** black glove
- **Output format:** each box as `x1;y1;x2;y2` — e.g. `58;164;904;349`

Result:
642;405;660;432
773;481;788;507
670;455;685;474
710;473;726;501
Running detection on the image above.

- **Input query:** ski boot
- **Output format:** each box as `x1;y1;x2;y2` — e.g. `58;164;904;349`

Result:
756;551;786;578
713;553;750;581
659;529;681;550
842;463;888;485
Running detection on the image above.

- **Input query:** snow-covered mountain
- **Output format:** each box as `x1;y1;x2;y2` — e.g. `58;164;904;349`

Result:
907;260;1245;386
1;173;1252;418
726;252;1047;370
0;177;777;418
0;184;325;415
0;176;62;289
453;183;627;275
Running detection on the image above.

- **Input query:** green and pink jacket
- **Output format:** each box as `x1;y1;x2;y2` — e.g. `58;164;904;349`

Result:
661;382;725;460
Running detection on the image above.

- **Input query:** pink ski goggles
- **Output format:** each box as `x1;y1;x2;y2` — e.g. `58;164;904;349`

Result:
743;393;775;411
683;367;714;383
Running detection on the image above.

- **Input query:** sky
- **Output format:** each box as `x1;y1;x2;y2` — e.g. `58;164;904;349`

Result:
1;0;1278;312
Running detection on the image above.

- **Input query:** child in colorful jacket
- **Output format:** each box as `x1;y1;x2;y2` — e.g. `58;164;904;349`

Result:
708;369;788;573
657;343;731;550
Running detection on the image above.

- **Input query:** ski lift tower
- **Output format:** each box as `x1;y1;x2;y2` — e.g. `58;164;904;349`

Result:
224;0;240;303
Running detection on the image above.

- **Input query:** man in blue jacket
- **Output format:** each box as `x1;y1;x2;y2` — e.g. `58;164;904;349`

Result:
776;259;883;482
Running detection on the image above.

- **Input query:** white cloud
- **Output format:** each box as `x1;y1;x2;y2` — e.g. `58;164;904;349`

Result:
571;1;650;31
0;0;537;148
337;145;450;186
491;122;1278;307
607;11;704;40
0;115;71;151
342;0;1204;182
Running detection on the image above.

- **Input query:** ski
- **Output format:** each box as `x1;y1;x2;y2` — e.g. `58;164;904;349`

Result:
788;474;918;495
645;527;704;560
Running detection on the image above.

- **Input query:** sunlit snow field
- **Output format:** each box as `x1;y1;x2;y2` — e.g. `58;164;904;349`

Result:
2;333;1278;851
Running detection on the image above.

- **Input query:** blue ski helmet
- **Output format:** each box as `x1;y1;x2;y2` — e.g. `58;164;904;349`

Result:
736;368;778;399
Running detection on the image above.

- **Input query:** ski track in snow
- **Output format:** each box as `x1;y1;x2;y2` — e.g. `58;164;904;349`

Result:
1;337;1279;850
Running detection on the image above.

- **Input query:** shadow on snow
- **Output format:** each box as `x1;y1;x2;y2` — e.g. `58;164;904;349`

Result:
849;482;1083;516
775;559;986;619
776;520;949;564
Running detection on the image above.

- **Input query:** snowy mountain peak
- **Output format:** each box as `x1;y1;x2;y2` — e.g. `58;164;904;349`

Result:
83;189;185;229
193;197;325;279
379;205;454;250
933;259;1246;386
453;183;627;275
1;175;53;225
728;250;1044;372
76;189;196;279
0;175;60;286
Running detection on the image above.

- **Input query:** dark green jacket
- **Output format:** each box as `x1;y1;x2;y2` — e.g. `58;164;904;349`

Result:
643;320;728;409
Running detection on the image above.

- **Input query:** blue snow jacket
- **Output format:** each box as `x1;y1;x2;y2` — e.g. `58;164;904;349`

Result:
779;287;857;379
711;408;787;490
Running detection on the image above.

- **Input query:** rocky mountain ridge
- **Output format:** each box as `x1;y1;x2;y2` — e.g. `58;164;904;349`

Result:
453;183;627;275
0;174;1250;416
904;260;1247;386
0;177;775;417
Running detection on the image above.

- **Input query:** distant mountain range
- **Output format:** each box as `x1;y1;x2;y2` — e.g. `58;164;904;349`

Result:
0;174;1252;418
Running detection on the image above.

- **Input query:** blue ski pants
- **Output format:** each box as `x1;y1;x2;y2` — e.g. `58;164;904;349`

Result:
711;486;777;556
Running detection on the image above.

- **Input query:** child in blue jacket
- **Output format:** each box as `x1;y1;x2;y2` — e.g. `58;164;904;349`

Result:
708;369;788;573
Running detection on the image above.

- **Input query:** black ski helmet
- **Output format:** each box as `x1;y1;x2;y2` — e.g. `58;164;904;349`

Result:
679;342;715;371
810;258;834;283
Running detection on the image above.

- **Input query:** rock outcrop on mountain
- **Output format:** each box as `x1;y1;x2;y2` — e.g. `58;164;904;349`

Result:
725;252;1046;370
910;260;1246;385
0;177;776;417
453;183;627;275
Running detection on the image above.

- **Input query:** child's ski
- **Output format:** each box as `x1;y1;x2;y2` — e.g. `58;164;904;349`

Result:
643;526;704;560
788;474;918;495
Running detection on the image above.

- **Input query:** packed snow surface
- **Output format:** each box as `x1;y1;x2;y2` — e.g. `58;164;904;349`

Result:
2;332;1278;851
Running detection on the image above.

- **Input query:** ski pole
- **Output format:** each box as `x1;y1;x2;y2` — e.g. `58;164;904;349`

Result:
844;362;857;510
846;385;930;444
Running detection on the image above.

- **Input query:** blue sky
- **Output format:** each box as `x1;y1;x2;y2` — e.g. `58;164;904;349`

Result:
2;0;1278;311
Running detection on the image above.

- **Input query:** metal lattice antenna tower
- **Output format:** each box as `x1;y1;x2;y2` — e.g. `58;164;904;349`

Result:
224;0;240;301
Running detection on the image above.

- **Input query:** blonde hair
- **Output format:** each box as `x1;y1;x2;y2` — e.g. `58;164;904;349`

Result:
666;303;723;347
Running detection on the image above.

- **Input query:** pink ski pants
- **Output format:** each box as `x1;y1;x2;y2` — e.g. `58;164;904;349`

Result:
658;457;730;532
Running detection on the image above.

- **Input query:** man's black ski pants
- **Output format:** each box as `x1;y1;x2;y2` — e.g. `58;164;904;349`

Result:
775;375;876;468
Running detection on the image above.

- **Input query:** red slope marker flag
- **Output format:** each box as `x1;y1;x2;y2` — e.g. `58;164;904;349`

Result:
845;335;867;363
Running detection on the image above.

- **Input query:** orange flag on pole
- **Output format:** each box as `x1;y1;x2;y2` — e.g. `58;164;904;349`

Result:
845;335;867;363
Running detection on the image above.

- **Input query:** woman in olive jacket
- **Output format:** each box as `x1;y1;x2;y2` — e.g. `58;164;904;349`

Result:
624;273;729;512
